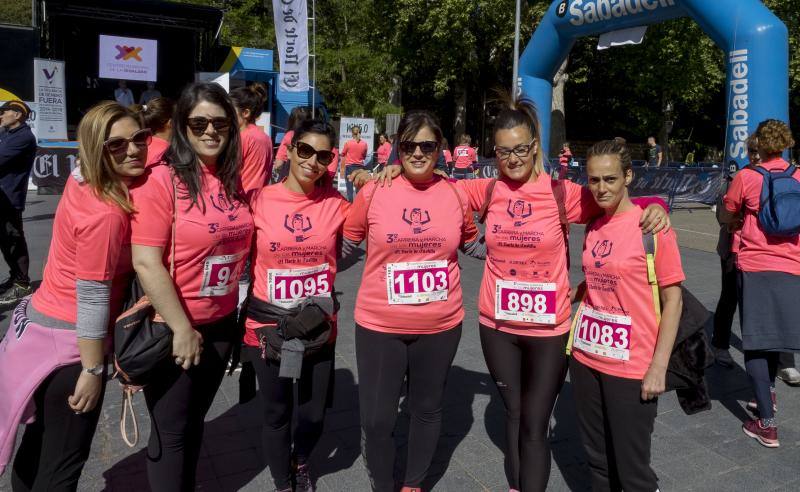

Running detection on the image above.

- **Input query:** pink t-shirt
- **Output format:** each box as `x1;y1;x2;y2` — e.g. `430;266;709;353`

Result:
723;158;800;274
343;176;479;334
376;142;392;165
460;176;600;336
572;207;685;380
31;175;133;324
244;183;350;347
240;123;274;195
147;136;169;168
444;149;453;164
453;145;477;169
129;164;254;325
327;147;341;177
275;130;294;162
342;139;368;165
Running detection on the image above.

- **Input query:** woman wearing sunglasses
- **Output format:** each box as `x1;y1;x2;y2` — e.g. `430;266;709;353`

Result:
0;101;145;490
128;82;254;491
243;120;347;492
367;97;668;492
343;111;482;492
230;83;273;196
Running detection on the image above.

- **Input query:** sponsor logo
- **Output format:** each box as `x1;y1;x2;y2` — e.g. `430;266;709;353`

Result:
727;49;750;161
507;199;533;227
115;45;143;62
402;207;432;234
591;239;614;267
557;0;569;17
284;213;313;242
42;67;57;83
568;0;676;27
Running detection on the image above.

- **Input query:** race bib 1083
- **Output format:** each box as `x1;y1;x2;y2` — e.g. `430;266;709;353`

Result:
572;306;632;361
386;260;449;305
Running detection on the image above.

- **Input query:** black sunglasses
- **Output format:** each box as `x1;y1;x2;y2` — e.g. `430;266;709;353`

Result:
104;129;152;155
186;116;231;136
399;140;438;154
294;141;335;166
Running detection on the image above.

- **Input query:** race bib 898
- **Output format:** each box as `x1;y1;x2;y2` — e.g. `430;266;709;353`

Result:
494;280;557;324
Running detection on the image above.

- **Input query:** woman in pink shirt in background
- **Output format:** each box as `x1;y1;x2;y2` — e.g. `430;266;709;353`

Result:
452;134;477;179
231;83;274;196
570;140;683;492
375;133;392;172
344;111;483;492
131;97;174;167
442;137;454;176
342;126;369;202
721;119;800;448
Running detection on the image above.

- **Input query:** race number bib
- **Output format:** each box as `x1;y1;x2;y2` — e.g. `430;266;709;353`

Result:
572;306;632;361
494;280;557;324
267;263;331;308
200;252;246;297
386;260;448;305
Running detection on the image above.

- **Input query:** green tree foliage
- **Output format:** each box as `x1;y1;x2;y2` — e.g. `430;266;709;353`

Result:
0;0;31;26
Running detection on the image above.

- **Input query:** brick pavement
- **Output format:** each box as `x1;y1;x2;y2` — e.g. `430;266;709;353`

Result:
2;196;799;491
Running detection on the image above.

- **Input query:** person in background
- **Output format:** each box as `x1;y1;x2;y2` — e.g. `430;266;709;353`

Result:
114;80;134;107
453;134;477;179
274;107;313;179
442;137;454;176
375;133;392;173
230;83;274;196
341;126;368;202
558;141;573;179
0;101;37;307
130;97;175;167
646;136;662;168
139;82;162;105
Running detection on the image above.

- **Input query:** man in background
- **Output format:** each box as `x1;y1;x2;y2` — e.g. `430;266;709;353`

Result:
114;80;134;106
646;136;663;167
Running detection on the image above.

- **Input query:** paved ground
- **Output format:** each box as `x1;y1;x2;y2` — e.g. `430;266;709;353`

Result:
2;194;800;492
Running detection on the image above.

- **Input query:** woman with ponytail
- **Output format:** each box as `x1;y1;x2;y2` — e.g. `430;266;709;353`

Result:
230;83;274;195
131;97;175;167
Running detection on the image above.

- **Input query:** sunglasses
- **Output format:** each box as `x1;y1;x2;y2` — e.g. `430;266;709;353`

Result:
494;139;536;161
104;129;152;155
399;140;438;154
186;116;231;136
294;141;335;166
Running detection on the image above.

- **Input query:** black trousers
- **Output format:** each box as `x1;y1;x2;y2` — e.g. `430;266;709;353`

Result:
356;324;461;491
11;363;106;492
570;358;659;492
712;255;738;350
245;344;334;490
143;315;237;492
0;195;30;285
479;326;569;492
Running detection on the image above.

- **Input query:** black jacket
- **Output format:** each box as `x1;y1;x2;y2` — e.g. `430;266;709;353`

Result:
0;124;37;210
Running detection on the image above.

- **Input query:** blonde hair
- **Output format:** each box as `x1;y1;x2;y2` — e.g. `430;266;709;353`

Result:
77;101;140;213
754;119;794;158
493;92;545;175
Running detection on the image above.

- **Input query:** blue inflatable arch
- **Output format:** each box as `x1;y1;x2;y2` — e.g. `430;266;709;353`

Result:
519;0;789;168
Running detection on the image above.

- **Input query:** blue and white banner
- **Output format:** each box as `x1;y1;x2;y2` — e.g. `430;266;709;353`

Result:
33;59;67;141
272;0;309;92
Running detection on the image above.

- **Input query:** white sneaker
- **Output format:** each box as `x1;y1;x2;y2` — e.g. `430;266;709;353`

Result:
714;347;734;368
777;367;800;386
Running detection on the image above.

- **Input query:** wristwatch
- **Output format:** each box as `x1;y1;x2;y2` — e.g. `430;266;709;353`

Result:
83;364;105;377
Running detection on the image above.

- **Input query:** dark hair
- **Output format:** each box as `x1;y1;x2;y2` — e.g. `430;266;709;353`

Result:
131;97;174;133
166;82;242;210
230;83;268;124
291;119;337;149
492;93;545;171
287;106;312;132
587;140;633;175
396;111;443;150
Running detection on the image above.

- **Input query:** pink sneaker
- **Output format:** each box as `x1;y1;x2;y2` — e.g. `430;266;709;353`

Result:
742;419;779;448
746;392;777;415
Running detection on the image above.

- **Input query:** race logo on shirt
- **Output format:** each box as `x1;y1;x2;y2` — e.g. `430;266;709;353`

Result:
592;239;614;267
210;192;242;222
402;208;432;234
507;199;533;227
284;213;314;242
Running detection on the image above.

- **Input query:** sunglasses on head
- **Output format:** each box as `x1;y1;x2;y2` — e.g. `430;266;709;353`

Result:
104;129;152;155
294;141;335;166
399;140;438;154
186;116;231;136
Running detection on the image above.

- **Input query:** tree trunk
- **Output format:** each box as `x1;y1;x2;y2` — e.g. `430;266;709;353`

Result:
549;57;569;154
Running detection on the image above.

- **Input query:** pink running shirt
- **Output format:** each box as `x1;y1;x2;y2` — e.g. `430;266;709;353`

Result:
343;176;479;334
723;157;800;274
459;175;600;336
572;207;685;380
453;145;477;169
443;149;453;164
147;136;169;168
376;142;392;165
240;123;274;194
275;130;294;162
342;139;368;165
129;164;254;325
244;183;350;347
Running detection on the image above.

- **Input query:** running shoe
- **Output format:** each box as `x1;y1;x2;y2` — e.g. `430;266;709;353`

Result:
746;392;777;415
742;418;779;448
777;367;800;386
0;282;31;308
713;347;735;368
294;463;314;492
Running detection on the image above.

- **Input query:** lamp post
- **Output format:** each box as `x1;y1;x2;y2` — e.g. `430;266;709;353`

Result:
511;0;521;99
663;100;673;166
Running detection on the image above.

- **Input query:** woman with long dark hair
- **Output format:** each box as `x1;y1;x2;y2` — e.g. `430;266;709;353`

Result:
128;82;254;491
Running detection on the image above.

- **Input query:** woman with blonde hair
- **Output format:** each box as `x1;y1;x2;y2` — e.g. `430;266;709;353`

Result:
0;101;147;490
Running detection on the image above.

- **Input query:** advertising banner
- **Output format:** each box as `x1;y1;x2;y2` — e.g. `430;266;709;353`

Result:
33;59;67;141
32;144;79;194
338;117;375;166
272;0;309;92
99;35;158;82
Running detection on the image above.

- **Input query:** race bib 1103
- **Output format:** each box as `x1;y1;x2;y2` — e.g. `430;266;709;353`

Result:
494;280;557;324
572;306;632;361
386;260;448;305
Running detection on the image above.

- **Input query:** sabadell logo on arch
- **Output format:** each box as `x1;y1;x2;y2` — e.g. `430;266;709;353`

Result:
567;0;676;26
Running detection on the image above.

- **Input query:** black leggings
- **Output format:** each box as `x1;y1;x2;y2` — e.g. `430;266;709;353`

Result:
479;325;569;492
744;350;779;420
143;315;236;492
356;324;462;491
11;363;106;492
245;345;334;490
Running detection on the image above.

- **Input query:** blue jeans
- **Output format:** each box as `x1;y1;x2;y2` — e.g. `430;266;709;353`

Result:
453;168;472;180
345;164;365;202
